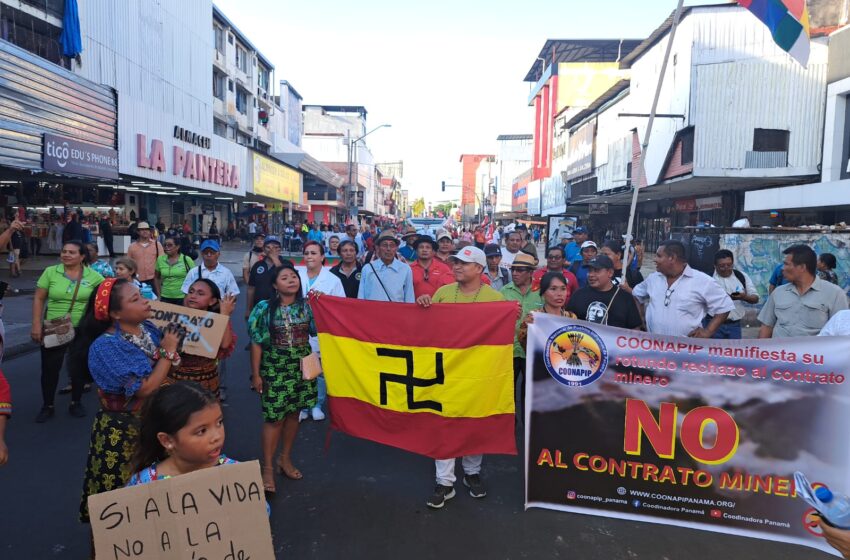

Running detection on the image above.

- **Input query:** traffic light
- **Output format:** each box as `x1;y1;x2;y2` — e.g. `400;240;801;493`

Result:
441;181;445;192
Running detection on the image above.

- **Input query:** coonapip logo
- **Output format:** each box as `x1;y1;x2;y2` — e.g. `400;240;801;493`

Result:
543;324;608;387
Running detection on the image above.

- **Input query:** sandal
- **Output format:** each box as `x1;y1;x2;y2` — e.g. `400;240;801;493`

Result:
261;466;276;494
277;456;303;480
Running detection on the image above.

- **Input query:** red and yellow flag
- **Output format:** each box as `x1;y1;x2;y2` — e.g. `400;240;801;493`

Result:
310;295;519;459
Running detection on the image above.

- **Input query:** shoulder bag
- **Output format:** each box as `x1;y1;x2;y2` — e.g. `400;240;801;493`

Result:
43;267;83;348
368;261;393;302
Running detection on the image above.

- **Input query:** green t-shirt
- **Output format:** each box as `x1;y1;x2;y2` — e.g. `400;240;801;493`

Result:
432;283;505;303
501;282;543;358
156;254;194;299
37;265;104;326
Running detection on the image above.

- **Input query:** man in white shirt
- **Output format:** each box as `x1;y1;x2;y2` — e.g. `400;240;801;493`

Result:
708;249;758;339
632;240;733;337
181;239;240;296
500;230;523;267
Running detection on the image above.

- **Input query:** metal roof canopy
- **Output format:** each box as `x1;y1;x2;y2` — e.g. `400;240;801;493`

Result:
523;39;643;82
574;175;820;206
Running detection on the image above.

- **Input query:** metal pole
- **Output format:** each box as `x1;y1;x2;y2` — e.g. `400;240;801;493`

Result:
622;0;685;281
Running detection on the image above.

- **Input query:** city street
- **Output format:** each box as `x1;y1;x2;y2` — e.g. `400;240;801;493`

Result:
0;275;823;559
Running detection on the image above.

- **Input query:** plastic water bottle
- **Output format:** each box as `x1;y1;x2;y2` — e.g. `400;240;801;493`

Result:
140;283;155;300
815;487;850;529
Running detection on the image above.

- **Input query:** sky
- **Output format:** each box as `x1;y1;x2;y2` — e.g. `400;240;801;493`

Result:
213;0;723;203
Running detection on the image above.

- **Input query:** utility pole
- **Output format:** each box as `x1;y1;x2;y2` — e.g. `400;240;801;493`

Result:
347;124;391;222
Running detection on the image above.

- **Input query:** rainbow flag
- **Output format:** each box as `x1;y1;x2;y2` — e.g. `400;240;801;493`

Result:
739;0;811;66
311;295;519;459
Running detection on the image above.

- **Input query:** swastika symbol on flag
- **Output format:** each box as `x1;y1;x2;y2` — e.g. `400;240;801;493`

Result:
377;348;445;412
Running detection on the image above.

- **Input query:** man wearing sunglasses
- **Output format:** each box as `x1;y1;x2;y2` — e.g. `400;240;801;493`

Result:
632;240;732;337
410;235;453;298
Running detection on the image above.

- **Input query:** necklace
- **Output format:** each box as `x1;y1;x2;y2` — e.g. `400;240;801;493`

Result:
453;284;483;303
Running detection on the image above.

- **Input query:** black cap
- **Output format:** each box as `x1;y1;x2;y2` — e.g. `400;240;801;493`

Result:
413;235;438;250
483;243;501;257
583;255;615;269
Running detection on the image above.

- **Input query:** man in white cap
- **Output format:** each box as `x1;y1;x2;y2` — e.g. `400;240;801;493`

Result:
434;230;455;264
127;221;163;293
416;245;504;509
568;240;598;289
358;230;415;303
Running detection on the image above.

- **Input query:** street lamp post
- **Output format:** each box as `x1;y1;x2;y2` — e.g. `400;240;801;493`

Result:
347;124;391;221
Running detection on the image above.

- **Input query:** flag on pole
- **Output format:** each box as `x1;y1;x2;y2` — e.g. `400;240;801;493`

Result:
310;295;519;459
738;0;811;66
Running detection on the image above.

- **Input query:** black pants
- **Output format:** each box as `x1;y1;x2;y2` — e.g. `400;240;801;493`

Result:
41;343;82;406
514;357;526;420
103;234;115;257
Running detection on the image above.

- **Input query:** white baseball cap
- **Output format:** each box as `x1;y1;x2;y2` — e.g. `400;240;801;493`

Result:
581;240;598;250
448;246;486;267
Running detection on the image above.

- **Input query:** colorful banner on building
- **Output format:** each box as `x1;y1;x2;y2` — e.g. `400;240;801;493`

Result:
311;295;519;459
526;315;850;557
738;0;810;66
251;152;302;202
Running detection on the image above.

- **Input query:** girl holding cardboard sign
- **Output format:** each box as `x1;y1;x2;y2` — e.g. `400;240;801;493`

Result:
162;278;236;399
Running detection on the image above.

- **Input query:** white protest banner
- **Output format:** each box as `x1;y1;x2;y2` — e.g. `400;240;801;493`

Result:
88;461;273;560
526;315;850;557
149;300;228;359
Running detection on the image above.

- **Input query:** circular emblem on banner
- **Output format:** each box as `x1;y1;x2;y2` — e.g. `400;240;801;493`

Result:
543;324;608;387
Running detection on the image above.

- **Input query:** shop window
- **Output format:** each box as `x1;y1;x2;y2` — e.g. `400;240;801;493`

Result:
680;127;694;164
236;88;248;115
753;129;789;152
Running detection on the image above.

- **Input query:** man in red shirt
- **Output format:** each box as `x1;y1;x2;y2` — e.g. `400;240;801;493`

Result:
410;235;454;298
532;245;579;301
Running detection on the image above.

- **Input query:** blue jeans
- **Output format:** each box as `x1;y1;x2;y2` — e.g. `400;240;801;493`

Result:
710;321;742;339
316;374;327;409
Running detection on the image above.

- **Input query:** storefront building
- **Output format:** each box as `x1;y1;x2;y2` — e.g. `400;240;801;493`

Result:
0;39;119;251
246;151;304;233
744;25;850;225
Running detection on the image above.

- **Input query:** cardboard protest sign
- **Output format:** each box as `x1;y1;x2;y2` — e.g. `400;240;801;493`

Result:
149;300;228;359
526;316;850;557
88;461;273;560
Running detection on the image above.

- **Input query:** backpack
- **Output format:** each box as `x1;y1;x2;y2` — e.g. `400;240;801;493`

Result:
732;269;746;290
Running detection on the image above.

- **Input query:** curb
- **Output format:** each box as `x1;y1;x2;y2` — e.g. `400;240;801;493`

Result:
5;340;40;360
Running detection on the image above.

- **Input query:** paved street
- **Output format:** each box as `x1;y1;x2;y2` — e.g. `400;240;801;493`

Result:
0;243;822;559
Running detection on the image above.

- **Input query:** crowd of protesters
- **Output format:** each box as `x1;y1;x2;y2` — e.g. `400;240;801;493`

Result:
3;212;850;558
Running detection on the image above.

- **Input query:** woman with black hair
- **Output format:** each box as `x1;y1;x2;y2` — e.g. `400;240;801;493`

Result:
248;264;316;493
71;278;182;524
31;240;104;422
162;278;236;399
818;253;840;285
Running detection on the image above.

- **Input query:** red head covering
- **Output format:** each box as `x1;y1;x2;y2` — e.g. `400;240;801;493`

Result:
94;278;119;322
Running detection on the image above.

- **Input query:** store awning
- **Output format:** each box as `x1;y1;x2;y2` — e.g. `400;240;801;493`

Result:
272;150;344;188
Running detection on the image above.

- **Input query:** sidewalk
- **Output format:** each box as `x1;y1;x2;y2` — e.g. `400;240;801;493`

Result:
0;240;254;360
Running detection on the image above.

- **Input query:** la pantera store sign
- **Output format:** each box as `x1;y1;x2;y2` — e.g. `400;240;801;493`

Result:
136;134;240;188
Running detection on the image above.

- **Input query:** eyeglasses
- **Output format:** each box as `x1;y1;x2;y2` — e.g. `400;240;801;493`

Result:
664;287;675;307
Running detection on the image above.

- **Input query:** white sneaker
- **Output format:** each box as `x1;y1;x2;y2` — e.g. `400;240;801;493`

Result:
311;406;326;421
298;409;309;423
